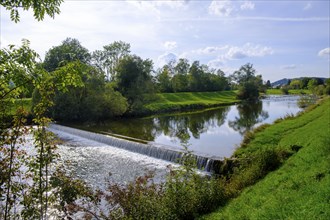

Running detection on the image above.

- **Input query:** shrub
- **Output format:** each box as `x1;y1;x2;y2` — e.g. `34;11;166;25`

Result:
281;86;289;95
228;148;288;193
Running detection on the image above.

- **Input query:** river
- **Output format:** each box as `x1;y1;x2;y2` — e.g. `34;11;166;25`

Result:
54;95;302;187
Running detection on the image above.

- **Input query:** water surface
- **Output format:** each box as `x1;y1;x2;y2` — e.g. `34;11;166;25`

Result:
78;95;302;158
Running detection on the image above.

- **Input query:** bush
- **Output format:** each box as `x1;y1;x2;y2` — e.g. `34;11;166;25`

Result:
281;86;290;95
228;148;289;194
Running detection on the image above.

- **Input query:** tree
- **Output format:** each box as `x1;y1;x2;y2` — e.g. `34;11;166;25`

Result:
290;79;303;90
156;65;173;92
231;63;256;84
1;39;86;219
92;41;131;80
1;0;63;22
174;58;189;75
266;80;271;88
307;79;318;92
115;55;155;112
44;61;128;122
188;61;204;92
231;63;261;100
43;38;91;72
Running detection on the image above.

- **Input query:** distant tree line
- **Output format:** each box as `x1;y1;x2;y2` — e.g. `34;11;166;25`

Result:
29;38;270;122
279;77;330;95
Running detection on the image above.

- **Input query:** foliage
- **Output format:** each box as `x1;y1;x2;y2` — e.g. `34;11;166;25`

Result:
231;63;262;100
0;39;88;219
43;38;91;72
39;61;127;122
290;79;303;89
156;59;229;93
115;55;155;113
156;65;173;92
281;85;290;94
92;41;131;81
1;0;63;22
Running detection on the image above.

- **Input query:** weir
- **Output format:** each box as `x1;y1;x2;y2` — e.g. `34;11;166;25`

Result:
49;124;224;173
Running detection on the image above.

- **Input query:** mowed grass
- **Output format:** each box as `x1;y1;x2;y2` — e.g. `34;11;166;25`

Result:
266;89;311;95
144;91;238;113
202;97;330;219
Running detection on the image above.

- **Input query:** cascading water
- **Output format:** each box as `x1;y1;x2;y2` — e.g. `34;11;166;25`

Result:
49;124;223;173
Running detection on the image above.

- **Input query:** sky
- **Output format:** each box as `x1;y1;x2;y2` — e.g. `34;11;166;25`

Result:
1;0;329;82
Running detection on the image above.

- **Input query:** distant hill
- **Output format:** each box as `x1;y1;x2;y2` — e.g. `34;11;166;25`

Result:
271;78;290;88
271;77;327;88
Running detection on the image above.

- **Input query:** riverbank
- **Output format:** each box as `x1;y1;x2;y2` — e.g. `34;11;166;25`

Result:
265;88;311;95
202;97;330;219
141;90;239;115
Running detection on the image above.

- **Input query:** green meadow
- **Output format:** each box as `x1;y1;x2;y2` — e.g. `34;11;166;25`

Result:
202;97;330;219
143;90;238;114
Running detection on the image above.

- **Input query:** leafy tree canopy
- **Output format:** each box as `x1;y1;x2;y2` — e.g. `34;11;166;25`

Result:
43;38;91;72
231;63;262;100
115;55;155;112
92;41;131;80
1;0;63;22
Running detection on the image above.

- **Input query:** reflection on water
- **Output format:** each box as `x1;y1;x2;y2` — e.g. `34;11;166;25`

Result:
74;95;302;158
228;101;269;135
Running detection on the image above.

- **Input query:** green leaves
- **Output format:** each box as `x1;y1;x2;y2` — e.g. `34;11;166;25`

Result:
1;0;63;23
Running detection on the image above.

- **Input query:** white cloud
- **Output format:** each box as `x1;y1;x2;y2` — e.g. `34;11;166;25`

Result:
156;52;178;68
207;59;224;69
240;1;255;10
127;0;188;19
225;43;274;60
208;0;233;16
318;47;330;58
281;64;297;70
163;41;177;50
194;46;229;55
303;2;312;11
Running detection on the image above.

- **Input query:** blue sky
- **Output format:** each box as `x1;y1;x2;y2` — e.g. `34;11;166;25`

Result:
1;0;329;82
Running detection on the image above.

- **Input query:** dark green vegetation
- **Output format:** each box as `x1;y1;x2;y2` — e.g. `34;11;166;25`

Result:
156;59;230;93
231;63;265;100
143;90;238;114
202;98;330;219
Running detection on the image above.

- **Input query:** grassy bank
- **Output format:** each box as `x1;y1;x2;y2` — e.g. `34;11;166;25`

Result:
266;89;311;95
202;97;330;219
143;90;238;114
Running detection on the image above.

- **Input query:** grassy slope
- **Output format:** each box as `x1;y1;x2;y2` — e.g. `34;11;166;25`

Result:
203;98;330;219
144;91;238;114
